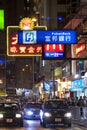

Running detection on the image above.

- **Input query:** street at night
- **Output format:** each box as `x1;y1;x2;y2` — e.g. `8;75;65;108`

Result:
0;120;86;130
0;0;87;129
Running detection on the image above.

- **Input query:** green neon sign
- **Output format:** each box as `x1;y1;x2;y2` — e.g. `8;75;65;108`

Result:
0;10;4;29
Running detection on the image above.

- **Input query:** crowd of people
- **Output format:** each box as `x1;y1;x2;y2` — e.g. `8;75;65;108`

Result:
66;96;87;107
66;96;87;120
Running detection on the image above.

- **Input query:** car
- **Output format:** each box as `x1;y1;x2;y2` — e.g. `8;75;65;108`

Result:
40;99;72;128
0;100;23;127
23;102;41;120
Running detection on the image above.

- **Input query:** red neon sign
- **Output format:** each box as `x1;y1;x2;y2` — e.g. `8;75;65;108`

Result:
44;44;64;52
75;43;85;55
7;26;42;56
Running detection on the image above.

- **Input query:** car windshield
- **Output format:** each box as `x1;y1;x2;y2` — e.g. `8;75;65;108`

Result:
44;101;69;109
0;103;19;110
25;103;41;109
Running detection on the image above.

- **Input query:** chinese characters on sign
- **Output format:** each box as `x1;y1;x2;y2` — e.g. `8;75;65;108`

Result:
7;26;42;56
42;44;65;59
18;30;76;44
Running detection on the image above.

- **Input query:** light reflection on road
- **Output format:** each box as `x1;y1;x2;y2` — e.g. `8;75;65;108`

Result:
0;120;86;130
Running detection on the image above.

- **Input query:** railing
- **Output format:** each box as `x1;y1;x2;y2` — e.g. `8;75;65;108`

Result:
71;106;87;121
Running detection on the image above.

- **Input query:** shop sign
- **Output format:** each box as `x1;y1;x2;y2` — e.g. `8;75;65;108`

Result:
18;30;76;44
7;26;42;56
43;81;58;92
71;79;85;91
75;43;85;55
42;44;65;59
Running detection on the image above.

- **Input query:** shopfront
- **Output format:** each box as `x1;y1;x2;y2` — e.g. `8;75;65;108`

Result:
70;79;85;98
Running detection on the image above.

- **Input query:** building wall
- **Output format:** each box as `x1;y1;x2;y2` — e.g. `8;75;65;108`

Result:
0;0;41;89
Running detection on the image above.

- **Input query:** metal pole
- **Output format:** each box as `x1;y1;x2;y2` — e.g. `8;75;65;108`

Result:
51;61;55;98
53;67;55;98
32;57;34;88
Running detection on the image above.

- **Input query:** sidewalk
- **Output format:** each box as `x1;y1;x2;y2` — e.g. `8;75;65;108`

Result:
72;118;87;127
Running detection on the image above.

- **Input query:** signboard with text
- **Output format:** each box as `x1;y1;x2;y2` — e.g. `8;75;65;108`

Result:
18;30;77;44
7;26;42;56
42;44;65;59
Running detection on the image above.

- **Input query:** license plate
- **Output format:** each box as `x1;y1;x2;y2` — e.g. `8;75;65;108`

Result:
55;118;61;122
6;119;13;123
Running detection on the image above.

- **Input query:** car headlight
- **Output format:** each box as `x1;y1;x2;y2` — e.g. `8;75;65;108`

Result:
44;112;51;117
64;112;72;118
27;111;33;115
16;114;22;118
0;114;3;119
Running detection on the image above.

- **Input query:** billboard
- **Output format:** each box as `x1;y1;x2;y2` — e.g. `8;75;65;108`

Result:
7;26;42;56
18;30;77;44
43;81;58;92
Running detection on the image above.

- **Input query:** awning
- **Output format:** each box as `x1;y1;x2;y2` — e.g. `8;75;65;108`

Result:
69;87;85;92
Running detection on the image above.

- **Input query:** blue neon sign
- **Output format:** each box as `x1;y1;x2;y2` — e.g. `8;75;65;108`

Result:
43;52;65;59
18;30;76;44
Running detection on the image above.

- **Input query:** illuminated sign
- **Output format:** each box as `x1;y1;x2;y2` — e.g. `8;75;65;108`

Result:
75;43;85;55
0;10;4;29
19;18;34;30
18;31;36;44
18;30;76;44
43;81;58;91
70;79;85;91
42;44;65;59
7;26;42;56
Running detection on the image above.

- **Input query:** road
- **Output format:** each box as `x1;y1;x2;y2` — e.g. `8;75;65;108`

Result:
0;120;86;130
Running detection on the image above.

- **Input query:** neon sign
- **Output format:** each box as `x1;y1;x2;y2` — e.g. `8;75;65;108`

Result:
7;26;42;56
42;44;65;59
75;43;85;55
19;18;34;30
44;44;64;52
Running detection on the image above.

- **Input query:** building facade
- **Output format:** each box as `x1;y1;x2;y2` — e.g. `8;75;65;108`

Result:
37;0;87;98
0;0;41;94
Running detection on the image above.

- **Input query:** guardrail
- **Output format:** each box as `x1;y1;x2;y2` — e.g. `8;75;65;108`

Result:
71;106;87;120
70;106;87;127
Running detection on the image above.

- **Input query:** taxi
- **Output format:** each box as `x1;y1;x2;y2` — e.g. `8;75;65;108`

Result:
40;99;72;128
0;100;23;127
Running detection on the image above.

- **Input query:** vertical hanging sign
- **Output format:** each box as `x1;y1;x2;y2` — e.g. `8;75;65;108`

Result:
0;10;4;30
